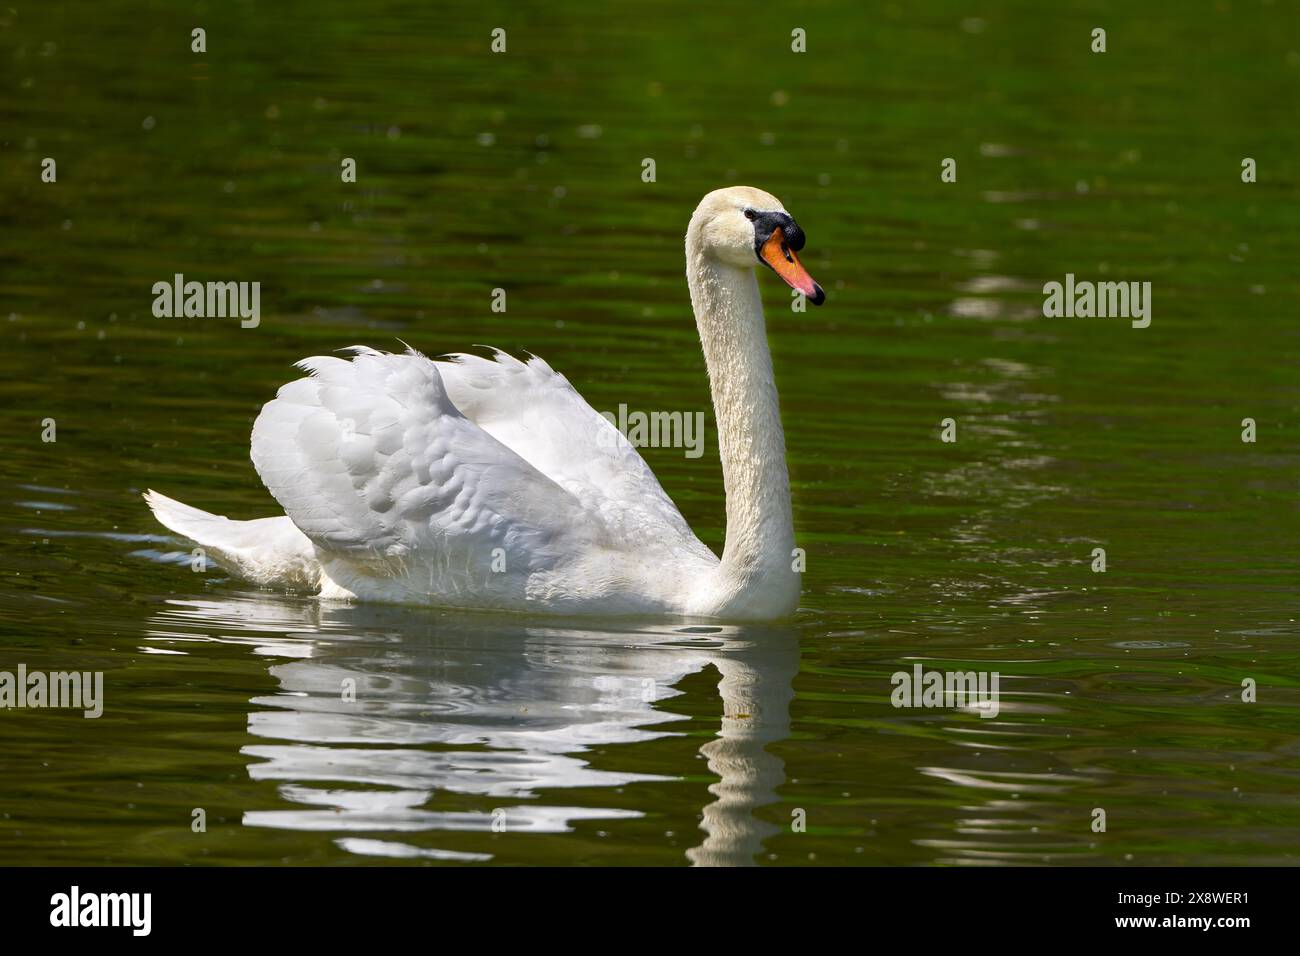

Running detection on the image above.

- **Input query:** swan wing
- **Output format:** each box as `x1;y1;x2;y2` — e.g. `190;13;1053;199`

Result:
249;347;603;584
434;350;704;549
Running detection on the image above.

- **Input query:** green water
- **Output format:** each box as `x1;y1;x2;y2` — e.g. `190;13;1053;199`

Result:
2;1;1298;865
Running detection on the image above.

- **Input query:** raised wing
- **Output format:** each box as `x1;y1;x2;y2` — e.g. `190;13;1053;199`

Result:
249;347;603;592
434;349;705;551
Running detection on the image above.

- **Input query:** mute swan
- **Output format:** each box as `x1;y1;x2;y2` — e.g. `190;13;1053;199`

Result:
145;186;824;620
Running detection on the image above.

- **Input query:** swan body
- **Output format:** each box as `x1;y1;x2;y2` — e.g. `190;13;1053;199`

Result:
146;186;824;621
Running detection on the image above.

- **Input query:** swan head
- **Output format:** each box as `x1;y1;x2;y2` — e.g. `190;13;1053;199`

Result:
690;185;824;305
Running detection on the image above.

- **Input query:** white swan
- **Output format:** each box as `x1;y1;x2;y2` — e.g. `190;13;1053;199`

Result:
145;186;824;620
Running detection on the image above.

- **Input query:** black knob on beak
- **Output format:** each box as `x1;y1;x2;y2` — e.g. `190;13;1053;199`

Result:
752;211;806;254
780;217;806;252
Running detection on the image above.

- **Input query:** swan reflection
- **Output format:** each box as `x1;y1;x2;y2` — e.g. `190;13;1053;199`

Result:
145;594;798;865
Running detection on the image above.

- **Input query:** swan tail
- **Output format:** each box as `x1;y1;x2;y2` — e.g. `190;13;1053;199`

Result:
143;489;321;589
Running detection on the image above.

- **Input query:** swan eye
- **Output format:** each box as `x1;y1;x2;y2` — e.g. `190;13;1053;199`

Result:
743;209;757;221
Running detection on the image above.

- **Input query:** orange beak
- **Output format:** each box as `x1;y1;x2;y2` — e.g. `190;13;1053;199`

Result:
760;227;824;305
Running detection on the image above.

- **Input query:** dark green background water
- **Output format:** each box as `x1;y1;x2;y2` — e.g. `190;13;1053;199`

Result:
1;1;1298;865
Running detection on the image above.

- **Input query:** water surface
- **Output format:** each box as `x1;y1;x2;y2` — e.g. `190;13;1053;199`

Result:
1;1;1298;865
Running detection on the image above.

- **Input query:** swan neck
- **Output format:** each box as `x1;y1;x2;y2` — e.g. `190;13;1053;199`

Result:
686;236;797;609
